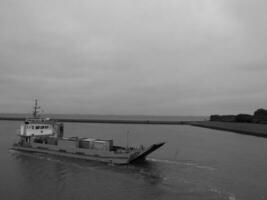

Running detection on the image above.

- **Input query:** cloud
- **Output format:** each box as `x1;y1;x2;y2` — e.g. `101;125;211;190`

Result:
0;0;267;115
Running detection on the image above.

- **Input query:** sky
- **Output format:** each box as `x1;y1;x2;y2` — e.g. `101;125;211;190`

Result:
0;0;267;115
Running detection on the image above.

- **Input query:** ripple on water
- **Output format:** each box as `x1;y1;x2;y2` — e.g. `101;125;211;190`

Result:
148;158;216;171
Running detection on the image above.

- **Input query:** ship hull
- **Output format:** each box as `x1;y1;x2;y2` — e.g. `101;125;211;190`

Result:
11;145;131;164
11;142;165;165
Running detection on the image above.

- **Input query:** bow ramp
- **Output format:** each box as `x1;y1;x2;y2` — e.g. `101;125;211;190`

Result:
130;142;165;163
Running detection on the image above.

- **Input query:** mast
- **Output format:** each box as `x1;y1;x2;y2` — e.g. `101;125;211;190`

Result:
33;99;40;118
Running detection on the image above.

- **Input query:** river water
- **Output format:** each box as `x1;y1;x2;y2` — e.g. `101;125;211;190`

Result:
0;120;267;200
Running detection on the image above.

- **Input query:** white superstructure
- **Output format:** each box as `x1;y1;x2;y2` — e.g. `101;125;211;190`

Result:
19;100;63;137
20;119;54;136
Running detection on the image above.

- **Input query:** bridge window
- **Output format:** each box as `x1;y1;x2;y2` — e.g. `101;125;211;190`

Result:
27;125;33;129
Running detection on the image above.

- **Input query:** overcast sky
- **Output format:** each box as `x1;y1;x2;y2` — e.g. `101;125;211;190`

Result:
0;0;267;115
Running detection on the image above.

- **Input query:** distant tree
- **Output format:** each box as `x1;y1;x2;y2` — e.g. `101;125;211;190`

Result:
210;115;220;121
210;115;236;122
254;108;267;116
253;108;267;123
235;114;253;123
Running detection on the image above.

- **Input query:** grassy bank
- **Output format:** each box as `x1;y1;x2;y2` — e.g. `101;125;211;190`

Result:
189;121;267;138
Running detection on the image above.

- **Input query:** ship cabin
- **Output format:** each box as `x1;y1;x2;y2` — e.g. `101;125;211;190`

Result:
19;118;63;138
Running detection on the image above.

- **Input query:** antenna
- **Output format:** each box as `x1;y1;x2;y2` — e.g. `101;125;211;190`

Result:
33;99;41;118
126;130;129;151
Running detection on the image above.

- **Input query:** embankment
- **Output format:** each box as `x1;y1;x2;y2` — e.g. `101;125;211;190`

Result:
189;121;267;138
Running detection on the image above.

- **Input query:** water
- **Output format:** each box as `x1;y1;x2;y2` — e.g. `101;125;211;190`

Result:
1;120;267;200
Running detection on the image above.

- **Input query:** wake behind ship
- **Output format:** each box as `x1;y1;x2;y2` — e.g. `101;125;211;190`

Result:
12;100;165;164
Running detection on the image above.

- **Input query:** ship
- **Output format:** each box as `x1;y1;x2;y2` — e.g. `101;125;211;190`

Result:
11;100;165;165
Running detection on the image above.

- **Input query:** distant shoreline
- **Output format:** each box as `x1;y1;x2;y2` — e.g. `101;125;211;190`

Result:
1;116;267;138
0;113;207;123
0;116;188;125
